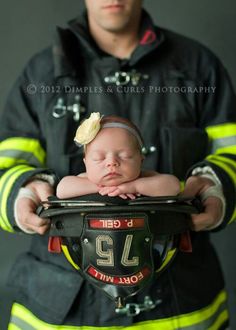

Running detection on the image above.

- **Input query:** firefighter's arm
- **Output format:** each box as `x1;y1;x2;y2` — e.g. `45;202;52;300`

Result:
15;180;54;234
184;54;236;230
0;56;57;233
182;175;224;231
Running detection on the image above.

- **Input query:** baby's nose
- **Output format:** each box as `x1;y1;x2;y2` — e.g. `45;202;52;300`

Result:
106;156;119;167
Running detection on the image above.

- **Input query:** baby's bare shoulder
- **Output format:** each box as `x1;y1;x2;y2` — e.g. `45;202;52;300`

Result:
77;172;88;178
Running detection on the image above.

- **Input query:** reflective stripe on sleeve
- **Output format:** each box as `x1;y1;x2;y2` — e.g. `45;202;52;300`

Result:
206;155;236;184
206;123;236;139
204;123;236;224
0;164;34;232
0;137;46;169
206;123;236;176
206;123;236;155
229;208;236;224
8;290;228;330
206;155;236;224
8;323;22;330
8;317;35;330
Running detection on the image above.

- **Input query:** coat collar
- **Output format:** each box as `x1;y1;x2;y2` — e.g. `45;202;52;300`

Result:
53;9;165;78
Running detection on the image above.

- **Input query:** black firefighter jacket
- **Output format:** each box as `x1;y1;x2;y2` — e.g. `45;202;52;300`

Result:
0;10;236;329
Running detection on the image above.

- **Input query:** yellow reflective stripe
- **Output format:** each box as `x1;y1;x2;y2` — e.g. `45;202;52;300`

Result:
10;303;119;330
206;123;236;139
206;123;236;155
0;157;29;168
156;248;176;273
207;155;236;184
208;310;229;330
212;154;236;171
207;156;236;224
8;323;22;330
61;245;80;270
229;207;236;224
0;137;46;167
10;290;228;330
180;181;185;192
209;156;236;224
172;290;228;330
0;166;25;232
0;165;34;232
215;145;236;154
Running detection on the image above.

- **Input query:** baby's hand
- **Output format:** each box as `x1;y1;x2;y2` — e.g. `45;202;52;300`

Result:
98;185;139;200
98;186;118;196
105;182;140;199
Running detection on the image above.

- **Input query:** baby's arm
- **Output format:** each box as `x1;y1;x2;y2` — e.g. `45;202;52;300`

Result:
56;173;98;198
106;171;180;197
133;170;180;196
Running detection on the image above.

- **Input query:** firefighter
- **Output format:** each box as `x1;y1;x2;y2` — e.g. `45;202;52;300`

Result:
0;0;235;329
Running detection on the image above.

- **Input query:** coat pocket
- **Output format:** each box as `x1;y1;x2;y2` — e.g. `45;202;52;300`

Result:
7;252;84;324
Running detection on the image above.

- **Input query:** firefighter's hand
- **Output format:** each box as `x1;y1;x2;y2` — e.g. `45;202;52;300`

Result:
16;180;54;235
182;176;224;231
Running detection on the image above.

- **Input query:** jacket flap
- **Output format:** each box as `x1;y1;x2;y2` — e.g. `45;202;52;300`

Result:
7;253;84;324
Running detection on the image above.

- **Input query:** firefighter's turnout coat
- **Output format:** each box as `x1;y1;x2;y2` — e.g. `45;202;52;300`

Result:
1;10;236;330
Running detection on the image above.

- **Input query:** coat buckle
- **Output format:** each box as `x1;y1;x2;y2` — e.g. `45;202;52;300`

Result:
115;296;161;316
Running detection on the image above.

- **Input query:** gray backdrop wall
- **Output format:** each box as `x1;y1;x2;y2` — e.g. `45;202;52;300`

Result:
0;1;236;329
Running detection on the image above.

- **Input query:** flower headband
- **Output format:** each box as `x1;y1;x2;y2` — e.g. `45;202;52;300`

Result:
74;112;143;149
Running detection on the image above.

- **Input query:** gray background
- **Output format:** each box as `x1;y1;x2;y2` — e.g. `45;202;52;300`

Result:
0;0;235;329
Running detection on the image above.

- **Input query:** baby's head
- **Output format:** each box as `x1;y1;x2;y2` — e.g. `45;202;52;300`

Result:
74;113;144;186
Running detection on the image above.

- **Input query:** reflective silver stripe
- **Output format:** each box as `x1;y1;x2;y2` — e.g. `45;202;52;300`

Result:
0;137;46;166
0;165;35;232
0;149;43;167
211;136;236;153
9;290;229;329
212;155;236;173
10;315;36;330
176;310;228;330
0;166;22;231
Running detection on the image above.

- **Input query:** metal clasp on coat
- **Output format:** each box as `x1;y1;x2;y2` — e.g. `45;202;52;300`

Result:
52;95;85;122
104;70;149;86
141;145;157;155
115;296;161;316
104;71;130;86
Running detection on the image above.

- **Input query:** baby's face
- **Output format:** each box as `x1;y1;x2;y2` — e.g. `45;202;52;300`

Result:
84;127;143;186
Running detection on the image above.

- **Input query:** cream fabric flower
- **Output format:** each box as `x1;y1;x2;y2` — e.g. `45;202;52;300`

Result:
74;112;101;145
